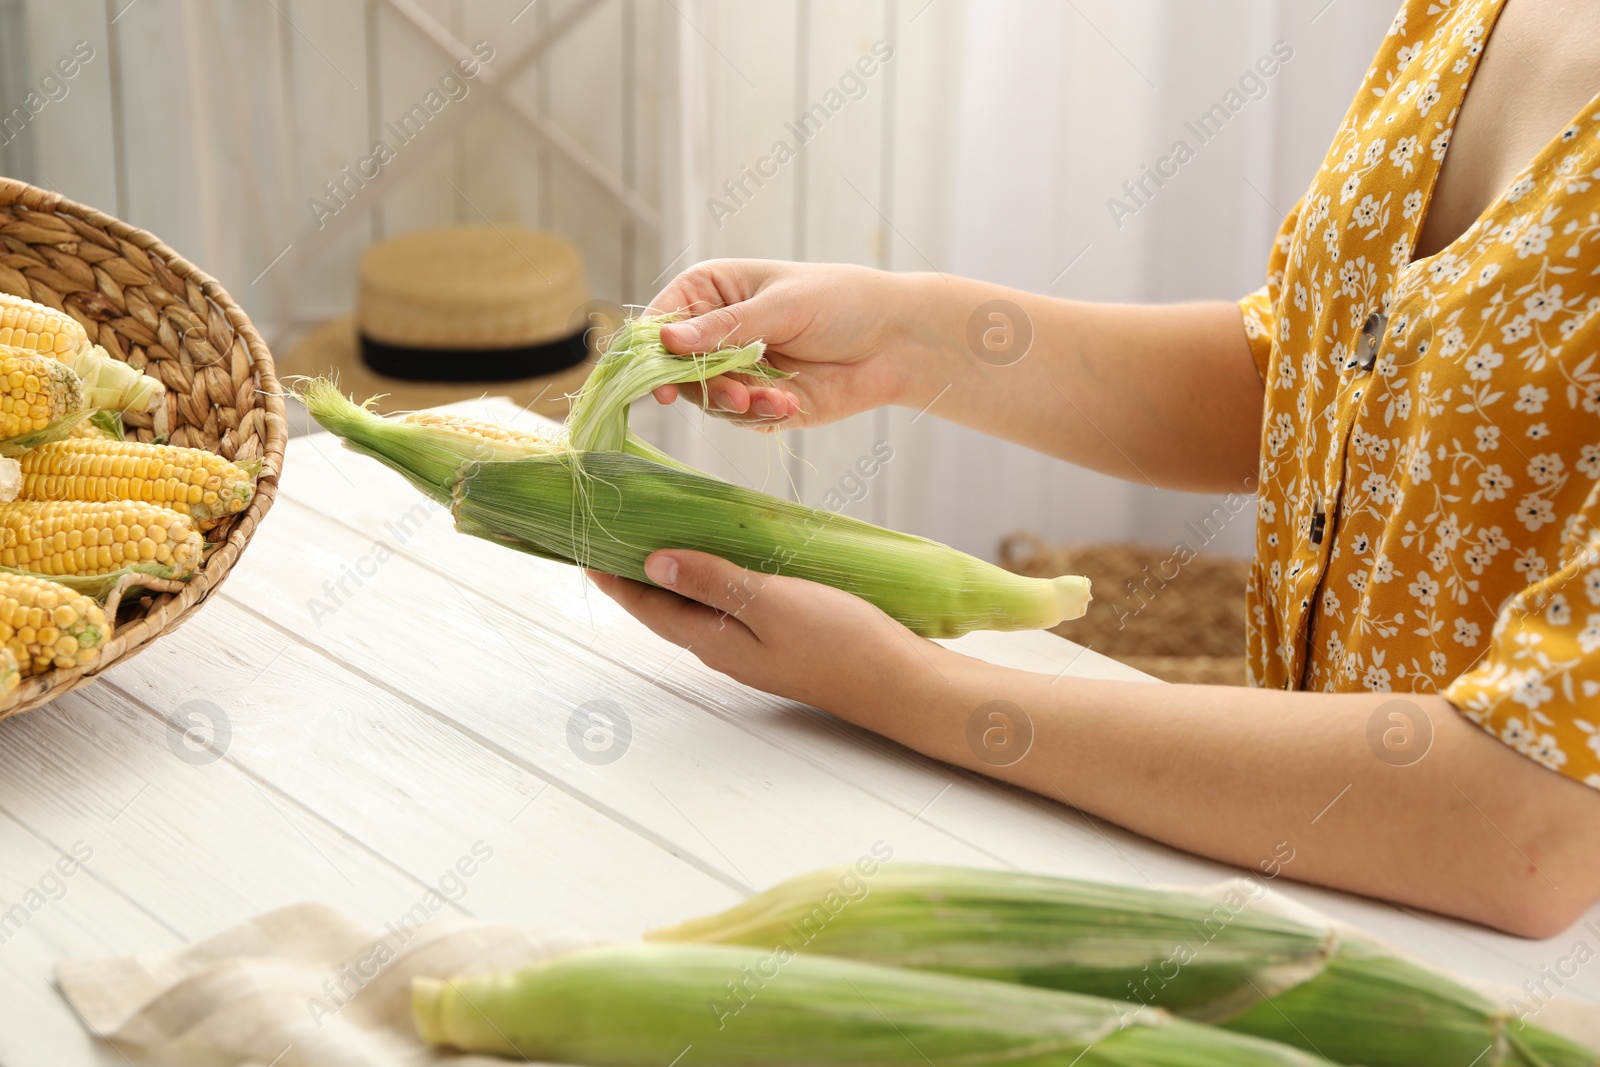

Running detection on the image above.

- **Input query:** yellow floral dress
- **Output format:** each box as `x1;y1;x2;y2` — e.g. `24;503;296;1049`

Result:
1239;0;1600;786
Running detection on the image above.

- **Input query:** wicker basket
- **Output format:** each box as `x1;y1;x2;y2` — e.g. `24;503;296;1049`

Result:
1000;534;1249;686
0;178;285;720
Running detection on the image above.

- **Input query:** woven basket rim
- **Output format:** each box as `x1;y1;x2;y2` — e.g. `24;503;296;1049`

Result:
0;177;287;720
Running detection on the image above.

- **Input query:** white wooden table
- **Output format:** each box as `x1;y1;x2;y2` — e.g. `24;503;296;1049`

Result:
1;399;1595;1064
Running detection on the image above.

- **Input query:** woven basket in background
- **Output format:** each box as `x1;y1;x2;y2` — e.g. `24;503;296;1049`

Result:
0;178;285;720
1000;534;1249;686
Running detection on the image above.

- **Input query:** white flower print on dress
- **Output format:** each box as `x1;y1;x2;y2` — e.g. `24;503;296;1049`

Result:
1515;494;1556;531
1510;670;1554;711
1546;593;1572;627
1476;464;1512;501
1514;383;1549;413
1408;571;1440;605
1528;453;1564;485
1580;614;1600;654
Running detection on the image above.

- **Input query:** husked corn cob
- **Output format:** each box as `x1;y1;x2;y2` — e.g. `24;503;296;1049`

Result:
0;571;108;676
412;942;1333;1065
0;349;86;443
0;500;202;579
18;439;256;529
0;293;165;424
0;295;83;356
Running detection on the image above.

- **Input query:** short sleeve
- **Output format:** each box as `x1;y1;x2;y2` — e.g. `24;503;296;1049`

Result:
1444;493;1600;789
1238;286;1276;384
1237;196;1304;386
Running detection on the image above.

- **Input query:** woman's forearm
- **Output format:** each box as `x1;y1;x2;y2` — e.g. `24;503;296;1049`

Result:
848;646;1600;937
886;273;1265;494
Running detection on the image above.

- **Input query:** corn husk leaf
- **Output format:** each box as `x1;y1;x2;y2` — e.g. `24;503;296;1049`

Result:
412;942;1335;1066
648;864;1600;1067
0;562;190;611
565;313;787;453
64;344;165;422
86;409;126;440
452;451;1089;638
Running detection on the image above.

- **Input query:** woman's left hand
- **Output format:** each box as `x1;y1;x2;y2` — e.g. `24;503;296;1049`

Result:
586;549;948;715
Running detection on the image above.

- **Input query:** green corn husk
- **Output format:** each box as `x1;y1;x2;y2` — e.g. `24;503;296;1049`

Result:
647;865;1600;1067
86;409;127;440
64;343;166;423
0;561;190;601
298;319;1093;638
452;450;1089;637
412;942;1336;1065
565;313;787;453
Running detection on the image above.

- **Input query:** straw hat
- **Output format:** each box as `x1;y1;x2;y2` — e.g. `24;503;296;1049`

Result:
278;225;614;418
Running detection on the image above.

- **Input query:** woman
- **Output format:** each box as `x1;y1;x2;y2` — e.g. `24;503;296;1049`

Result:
590;0;1600;938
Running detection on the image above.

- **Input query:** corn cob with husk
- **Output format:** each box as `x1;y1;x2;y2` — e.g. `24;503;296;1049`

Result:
16;438;257;530
647;864;1599;1067
0;499;203;580
302;382;1090;637
0;571;109;676
411;942;1335;1065
0;292;166;432
297;315;1091;638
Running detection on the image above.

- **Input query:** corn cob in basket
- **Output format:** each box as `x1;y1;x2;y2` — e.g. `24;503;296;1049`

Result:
0;570;108;677
0;292;166;431
298;316;1091;639
411;941;1336;1065
16;438;257;530
0;499;203;581
647;864;1599;1067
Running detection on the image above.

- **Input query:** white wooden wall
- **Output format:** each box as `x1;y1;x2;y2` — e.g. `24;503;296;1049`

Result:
3;0;1396;561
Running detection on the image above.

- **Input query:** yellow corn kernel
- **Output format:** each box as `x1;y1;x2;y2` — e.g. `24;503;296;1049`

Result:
0;348;86;441
17;439;257;530
402;411;564;448
0;293;89;358
0;500;202;579
0;571;108;677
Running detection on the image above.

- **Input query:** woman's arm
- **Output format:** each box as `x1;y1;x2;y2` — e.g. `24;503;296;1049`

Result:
890;274;1265;494
647;262;1264;494
590;549;1600;939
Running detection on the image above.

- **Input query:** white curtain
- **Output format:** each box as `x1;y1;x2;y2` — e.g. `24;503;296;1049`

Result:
920;0;1396;558
2;0;1398;561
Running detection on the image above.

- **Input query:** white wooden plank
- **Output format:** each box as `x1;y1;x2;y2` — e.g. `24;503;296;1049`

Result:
102;596;741;933
216;491;1006;888
275;421;1230;892
0;808;175;1067
0;683;440;937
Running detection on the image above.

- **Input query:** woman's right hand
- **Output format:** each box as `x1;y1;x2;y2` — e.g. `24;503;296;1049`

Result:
646;259;921;431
